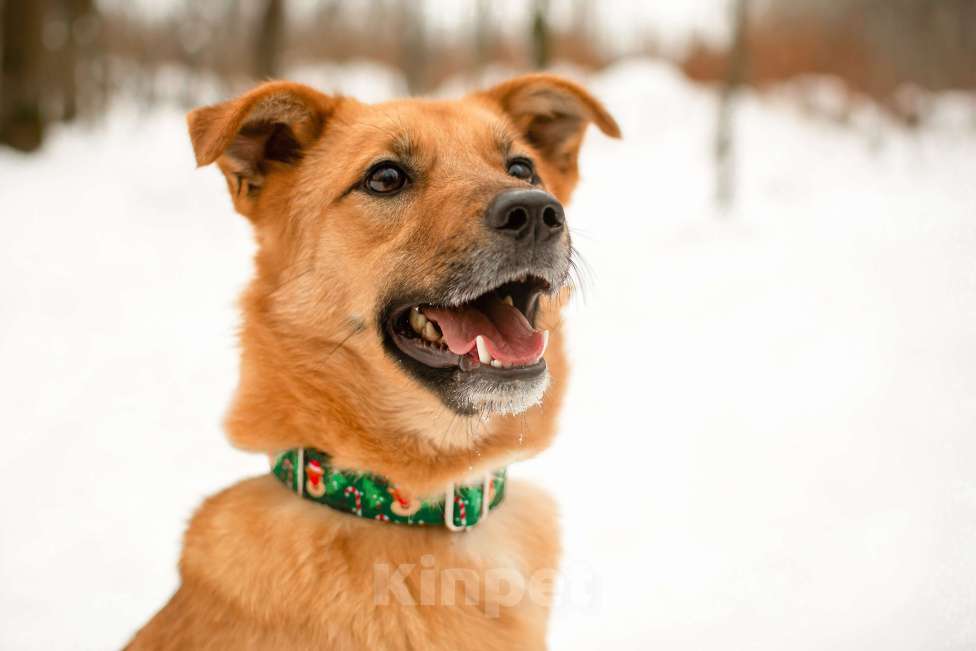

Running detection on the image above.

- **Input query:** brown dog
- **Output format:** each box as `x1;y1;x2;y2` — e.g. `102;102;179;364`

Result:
126;74;618;650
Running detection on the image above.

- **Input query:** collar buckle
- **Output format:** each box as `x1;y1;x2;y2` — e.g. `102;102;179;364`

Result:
443;473;494;532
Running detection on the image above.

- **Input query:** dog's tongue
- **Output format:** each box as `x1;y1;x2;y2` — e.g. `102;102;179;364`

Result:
425;299;544;366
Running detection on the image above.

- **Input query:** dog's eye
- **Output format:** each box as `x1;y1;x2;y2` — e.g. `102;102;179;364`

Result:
365;163;407;195
507;159;534;181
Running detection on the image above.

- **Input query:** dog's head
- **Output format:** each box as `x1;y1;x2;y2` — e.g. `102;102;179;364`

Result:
188;75;617;478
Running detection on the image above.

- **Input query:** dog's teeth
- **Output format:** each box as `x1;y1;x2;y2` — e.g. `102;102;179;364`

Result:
422;322;440;343
491;360;502;368
503;295;513;306
540;330;550;358
409;308;427;334
475;336;491;364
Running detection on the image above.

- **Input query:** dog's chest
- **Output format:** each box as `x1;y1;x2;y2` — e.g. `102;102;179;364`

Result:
179;476;558;649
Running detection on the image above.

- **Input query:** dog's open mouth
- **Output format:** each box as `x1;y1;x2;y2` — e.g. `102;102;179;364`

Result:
387;276;550;375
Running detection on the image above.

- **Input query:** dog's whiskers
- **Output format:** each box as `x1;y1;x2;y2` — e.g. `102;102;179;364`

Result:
438;413;461;448
566;241;593;305
320;323;366;368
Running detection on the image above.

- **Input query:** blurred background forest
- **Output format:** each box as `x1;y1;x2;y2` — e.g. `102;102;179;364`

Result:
2;0;975;153
3;3;976;650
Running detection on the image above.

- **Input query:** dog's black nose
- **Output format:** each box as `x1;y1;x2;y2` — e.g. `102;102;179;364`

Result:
485;189;565;245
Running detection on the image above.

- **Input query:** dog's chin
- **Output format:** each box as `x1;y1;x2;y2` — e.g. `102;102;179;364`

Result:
450;366;551;416
380;271;557;416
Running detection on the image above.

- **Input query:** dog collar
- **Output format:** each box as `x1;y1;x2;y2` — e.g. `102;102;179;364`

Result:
271;448;506;531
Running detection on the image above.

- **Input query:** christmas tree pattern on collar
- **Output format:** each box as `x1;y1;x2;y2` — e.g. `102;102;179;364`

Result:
271;448;507;531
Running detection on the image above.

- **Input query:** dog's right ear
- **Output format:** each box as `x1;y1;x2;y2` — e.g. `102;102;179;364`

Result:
187;81;335;217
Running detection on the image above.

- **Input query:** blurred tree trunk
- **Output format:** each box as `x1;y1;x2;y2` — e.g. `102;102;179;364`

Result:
400;0;427;94
1;0;46;151
255;0;283;79
473;0;491;79
216;0;242;94
530;0;550;69
59;0;95;122
715;0;749;211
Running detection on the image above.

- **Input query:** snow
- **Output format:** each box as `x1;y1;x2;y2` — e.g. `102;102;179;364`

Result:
1;60;974;650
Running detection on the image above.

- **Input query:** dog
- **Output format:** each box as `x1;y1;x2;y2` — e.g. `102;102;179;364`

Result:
126;73;618;650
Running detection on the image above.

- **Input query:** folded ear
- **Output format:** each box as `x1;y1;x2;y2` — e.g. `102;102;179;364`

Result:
187;81;335;217
475;73;620;180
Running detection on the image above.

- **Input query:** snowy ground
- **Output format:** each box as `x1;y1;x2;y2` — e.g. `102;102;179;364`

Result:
1;60;974;650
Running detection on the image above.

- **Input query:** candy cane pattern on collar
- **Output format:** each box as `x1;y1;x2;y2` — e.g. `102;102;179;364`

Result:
343;485;363;516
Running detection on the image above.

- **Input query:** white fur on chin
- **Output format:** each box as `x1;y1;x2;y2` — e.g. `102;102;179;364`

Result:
456;368;551;417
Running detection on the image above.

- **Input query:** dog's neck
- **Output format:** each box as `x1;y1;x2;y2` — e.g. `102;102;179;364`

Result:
223;307;564;496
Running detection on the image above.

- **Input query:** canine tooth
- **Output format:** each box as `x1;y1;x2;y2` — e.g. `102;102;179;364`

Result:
409;308;427;333
491;360;502;368
422;322;440;342
541;330;550;356
503;295;513;306
475;336;491;364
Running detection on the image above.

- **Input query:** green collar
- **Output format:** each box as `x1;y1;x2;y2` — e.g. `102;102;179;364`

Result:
271;448;507;531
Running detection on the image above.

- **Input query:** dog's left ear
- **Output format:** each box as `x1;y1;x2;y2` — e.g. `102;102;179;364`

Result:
187;81;336;218
475;73;620;181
